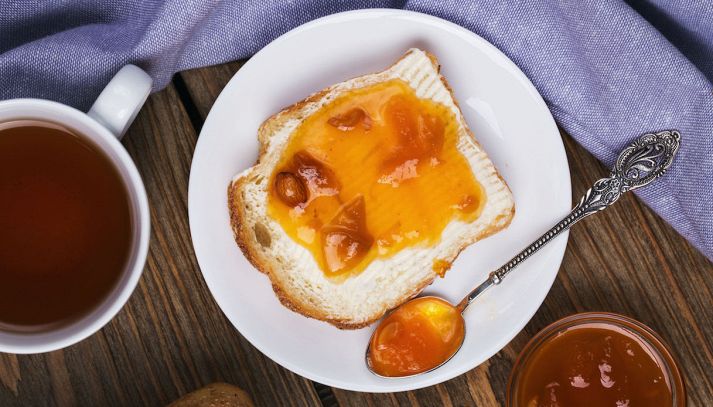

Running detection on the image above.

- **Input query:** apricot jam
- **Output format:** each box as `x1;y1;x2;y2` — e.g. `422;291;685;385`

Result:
267;79;484;276
509;313;685;407
368;297;464;377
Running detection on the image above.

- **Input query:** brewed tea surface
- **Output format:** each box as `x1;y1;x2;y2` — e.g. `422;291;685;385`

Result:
0;120;132;329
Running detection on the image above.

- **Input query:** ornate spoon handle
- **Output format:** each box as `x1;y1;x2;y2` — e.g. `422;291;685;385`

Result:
458;130;681;310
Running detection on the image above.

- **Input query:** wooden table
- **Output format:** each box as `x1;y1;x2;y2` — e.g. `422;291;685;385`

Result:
1;60;711;407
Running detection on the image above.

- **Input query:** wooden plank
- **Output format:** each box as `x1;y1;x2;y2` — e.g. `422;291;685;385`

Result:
0;83;321;407
177;61;245;122
180;61;713;406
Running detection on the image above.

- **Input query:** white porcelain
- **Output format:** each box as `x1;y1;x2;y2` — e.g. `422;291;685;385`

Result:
188;10;571;392
0;65;152;354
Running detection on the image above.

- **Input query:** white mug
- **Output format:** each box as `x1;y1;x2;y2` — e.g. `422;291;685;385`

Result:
0;65;152;353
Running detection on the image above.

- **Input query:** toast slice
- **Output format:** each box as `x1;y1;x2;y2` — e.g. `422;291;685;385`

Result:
229;49;515;329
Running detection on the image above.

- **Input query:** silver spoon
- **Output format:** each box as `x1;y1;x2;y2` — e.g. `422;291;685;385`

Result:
366;130;681;378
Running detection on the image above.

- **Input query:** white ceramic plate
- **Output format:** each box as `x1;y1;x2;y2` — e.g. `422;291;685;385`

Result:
188;9;570;392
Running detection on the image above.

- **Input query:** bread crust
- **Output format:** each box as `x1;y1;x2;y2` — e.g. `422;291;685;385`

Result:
228;49;514;329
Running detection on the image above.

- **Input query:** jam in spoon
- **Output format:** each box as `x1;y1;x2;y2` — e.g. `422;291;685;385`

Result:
366;130;681;378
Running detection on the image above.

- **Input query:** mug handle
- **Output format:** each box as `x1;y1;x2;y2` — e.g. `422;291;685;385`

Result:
88;65;153;139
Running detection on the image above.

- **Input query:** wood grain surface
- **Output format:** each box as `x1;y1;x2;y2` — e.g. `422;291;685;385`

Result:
0;59;710;406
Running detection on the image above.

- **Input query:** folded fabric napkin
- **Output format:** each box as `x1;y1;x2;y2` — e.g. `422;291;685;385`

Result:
1;0;711;260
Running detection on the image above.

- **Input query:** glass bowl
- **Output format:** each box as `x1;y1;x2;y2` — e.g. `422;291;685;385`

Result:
507;312;685;406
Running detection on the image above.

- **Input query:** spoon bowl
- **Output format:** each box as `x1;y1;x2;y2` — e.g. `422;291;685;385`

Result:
365;296;466;378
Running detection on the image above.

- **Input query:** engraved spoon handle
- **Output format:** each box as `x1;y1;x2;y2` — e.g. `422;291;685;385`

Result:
457;130;681;311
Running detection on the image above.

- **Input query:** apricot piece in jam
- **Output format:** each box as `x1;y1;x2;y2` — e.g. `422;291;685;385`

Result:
267;79;485;277
321;196;373;274
327;107;372;131
386;94;445;155
379;95;446;187
274;172;308;207
272;150;340;208
292;150;340;199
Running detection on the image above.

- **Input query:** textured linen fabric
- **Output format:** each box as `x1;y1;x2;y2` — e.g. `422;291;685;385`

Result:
1;0;712;260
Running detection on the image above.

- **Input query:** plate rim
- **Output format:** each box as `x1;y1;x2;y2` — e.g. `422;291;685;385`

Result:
188;8;571;392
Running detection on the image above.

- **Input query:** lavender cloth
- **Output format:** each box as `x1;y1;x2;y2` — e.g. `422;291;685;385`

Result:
1;1;712;260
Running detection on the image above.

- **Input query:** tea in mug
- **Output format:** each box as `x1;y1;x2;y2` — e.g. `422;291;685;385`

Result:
0;120;132;330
